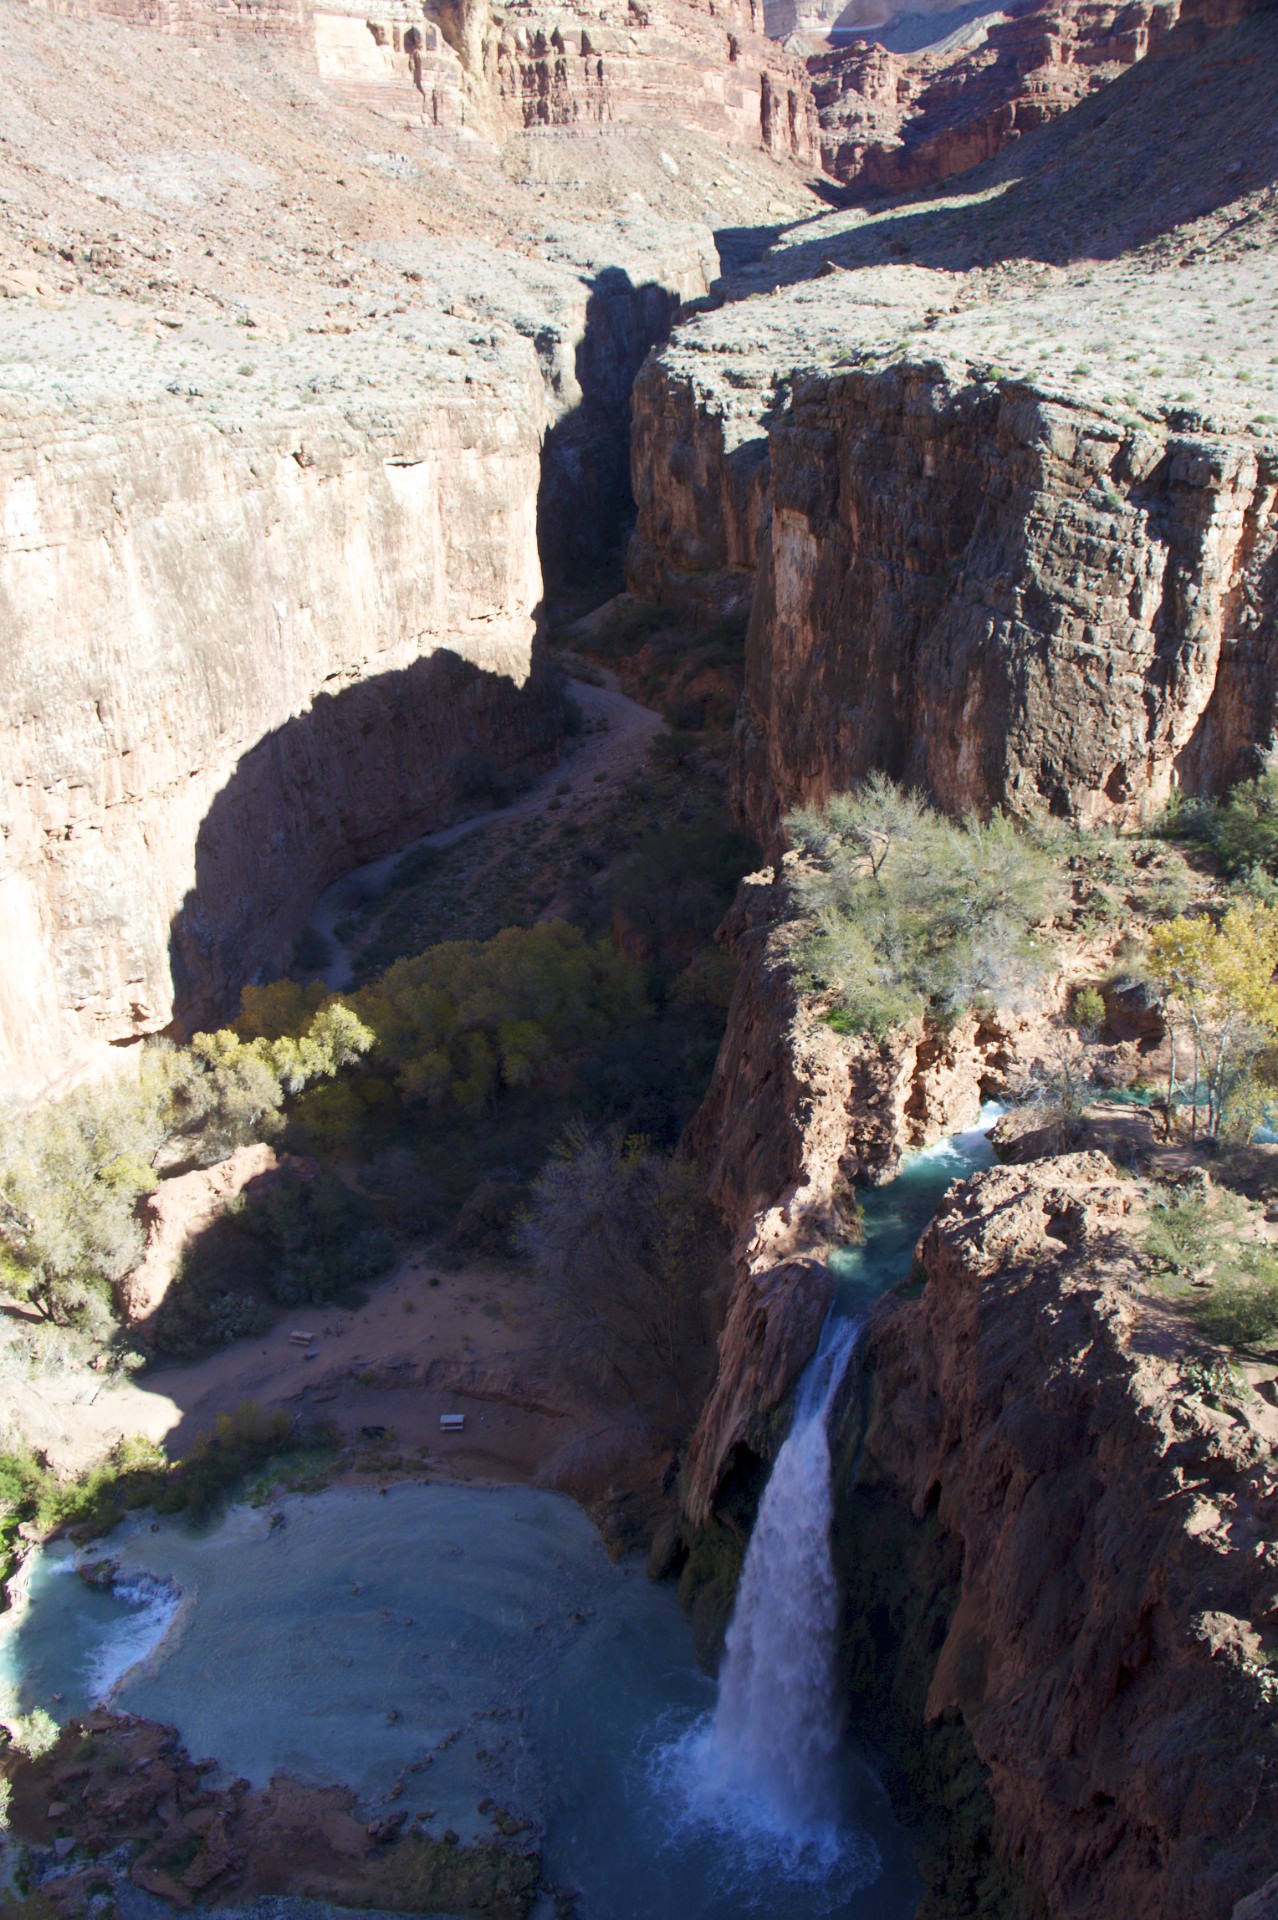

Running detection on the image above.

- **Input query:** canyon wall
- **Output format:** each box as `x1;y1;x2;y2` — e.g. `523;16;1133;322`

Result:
632;351;1278;853
483;0;818;165
835;1152;1278;1920
0;203;716;1102
737;365;1278;848
0;373;559;1097
809;0;1260;197
628;3;1278;849
536;270;689;591
627;350;773;615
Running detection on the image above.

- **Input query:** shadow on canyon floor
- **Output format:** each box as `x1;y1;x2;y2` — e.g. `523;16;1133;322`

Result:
167;646;564;1038
170;259;689;1037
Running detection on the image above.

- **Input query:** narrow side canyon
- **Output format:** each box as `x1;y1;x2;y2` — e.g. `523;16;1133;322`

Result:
2;2;1278;1918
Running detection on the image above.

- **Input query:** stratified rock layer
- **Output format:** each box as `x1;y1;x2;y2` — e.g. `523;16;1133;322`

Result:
737;364;1278;847
25;0;819;166
840;1153;1278;1920
485;0;818;165
810;0;1258;196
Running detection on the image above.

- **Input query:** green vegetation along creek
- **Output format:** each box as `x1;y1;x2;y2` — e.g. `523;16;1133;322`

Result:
11;659;1278;1920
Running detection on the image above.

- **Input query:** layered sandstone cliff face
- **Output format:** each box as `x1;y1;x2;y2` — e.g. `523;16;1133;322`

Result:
837;1153;1278;1920
483;0;818;165
0;366;558;1093
737;365;1278;846
0;0;820;1099
23;0;819;164
629;3;1278;849
637;326;1278;851
809;0;1258;196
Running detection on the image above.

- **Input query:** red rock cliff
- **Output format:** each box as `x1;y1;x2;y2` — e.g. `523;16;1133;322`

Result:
840;1152;1278;1919
736;364;1278;849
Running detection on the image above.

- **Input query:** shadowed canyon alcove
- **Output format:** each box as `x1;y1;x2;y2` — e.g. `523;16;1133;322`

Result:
167;647;562;1035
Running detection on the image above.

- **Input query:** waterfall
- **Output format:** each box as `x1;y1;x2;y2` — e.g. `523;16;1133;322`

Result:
652;1320;875;1896
648;1107;1004;1900
702;1320;860;1828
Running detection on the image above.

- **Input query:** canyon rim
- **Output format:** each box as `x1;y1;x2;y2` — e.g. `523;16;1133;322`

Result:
1;1;1278;1918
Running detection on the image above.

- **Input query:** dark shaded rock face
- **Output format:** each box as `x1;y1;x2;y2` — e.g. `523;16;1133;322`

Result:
537;269;685;592
169;645;563;1035
844;1153;1278;1920
735;365;1278;851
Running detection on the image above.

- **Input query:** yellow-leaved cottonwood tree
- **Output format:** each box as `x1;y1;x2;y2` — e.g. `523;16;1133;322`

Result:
1147;903;1278;1139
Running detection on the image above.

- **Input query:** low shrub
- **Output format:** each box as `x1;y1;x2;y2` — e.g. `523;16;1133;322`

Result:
1192;1253;1278;1350
443;1177;525;1259
1069;985;1107;1032
453;750;514;810
789;775;1059;1038
1163;771;1278;885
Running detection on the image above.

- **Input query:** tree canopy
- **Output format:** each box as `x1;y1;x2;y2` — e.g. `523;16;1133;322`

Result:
788;775;1058;1039
1146;902;1278;1138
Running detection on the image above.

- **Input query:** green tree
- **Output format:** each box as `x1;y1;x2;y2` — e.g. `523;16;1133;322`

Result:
0;1080;162;1331
0;1001;375;1335
160;1002;374;1160
788;776;1058;1039
1147;903;1278;1138
352;922;645;1116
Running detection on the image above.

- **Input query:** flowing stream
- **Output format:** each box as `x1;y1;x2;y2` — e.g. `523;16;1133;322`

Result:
0;1108;999;1920
657;1102;1004;1894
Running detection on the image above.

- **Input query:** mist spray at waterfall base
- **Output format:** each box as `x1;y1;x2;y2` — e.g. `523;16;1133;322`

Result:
650;1104;1005;1908
650;1322;881;1907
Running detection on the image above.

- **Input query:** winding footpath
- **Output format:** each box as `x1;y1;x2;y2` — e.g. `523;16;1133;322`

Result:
309;676;664;990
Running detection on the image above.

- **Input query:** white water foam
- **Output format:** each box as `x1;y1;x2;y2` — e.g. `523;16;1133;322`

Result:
907;1097;1005;1173
82;1570;182;1704
652;1323;880;1906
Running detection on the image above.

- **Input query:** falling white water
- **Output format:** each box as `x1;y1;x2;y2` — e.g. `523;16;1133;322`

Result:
706;1321;861;1828
650;1320;879;1900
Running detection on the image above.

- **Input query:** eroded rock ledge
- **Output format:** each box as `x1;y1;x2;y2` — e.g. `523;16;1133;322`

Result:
838;1152;1278;1920
0;377;560;1097
680;863;1030;1533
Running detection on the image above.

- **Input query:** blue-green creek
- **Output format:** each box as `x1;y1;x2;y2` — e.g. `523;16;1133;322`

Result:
0;1109;1000;1920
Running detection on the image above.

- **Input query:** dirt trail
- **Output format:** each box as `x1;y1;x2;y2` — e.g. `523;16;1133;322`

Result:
310;675;664;989
13;667;666;1483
